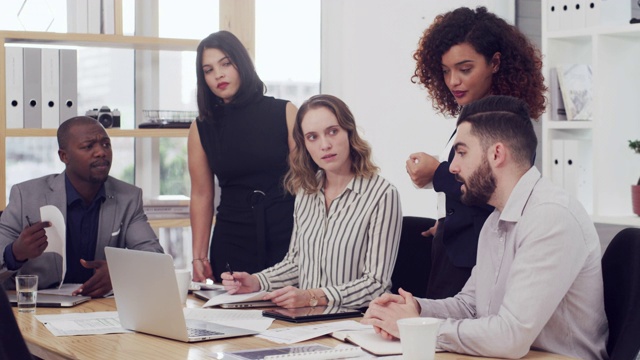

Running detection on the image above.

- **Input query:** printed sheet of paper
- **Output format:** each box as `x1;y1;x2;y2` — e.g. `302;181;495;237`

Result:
40;205;66;288
35;311;131;336
183;308;274;332
257;319;369;344
203;290;268;307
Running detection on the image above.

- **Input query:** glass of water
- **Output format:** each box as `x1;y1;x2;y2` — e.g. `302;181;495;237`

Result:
15;275;38;313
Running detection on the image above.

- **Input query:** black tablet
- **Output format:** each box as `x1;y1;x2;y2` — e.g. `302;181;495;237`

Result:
262;306;362;323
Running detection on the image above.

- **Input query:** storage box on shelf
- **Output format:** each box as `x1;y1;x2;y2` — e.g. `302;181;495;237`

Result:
0;30;198;226
541;0;640;227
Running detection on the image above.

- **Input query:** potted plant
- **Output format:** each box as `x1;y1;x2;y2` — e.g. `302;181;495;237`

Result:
630;140;640;216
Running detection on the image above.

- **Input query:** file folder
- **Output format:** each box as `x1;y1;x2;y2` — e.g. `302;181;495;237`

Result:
67;0;88;33
59;49;78;124
5;47;24;128
41;48;60;128
568;0;587;29
102;0;116;34
547;0;561;32
88;0;101;34
23;47;42;129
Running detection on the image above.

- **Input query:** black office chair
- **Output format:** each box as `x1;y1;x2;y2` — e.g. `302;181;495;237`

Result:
390;216;436;297
601;227;640;360
0;286;34;360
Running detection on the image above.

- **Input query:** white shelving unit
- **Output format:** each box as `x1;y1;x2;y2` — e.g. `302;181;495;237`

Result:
0;30;198;227
541;1;640;228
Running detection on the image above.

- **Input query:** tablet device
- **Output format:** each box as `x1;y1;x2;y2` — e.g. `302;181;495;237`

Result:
8;293;91;308
262;306;362;323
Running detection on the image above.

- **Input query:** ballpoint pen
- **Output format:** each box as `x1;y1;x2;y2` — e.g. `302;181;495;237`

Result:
25;216;33;226
226;262;233;275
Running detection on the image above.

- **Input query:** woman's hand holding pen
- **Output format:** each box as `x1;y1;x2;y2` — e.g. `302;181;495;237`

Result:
12;218;51;262
220;271;260;294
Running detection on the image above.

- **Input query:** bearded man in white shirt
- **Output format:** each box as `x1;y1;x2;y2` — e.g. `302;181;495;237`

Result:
363;95;609;360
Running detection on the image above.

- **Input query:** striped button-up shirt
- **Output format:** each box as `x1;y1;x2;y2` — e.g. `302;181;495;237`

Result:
255;174;402;308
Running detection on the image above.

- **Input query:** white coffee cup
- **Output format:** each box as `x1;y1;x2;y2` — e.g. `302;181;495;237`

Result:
397;317;440;360
174;269;191;304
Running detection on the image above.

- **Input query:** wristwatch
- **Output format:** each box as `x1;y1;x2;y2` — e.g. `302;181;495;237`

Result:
308;290;318;307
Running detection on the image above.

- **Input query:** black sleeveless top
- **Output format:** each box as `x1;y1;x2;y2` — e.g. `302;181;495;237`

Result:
196;95;294;280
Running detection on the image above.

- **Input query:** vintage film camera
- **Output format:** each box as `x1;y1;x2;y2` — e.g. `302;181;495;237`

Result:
86;106;121;128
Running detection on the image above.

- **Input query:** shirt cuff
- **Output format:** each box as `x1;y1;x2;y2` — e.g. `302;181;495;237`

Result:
3;243;26;271
254;272;271;291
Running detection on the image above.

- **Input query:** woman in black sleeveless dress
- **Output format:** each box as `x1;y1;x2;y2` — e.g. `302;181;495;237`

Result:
189;31;297;282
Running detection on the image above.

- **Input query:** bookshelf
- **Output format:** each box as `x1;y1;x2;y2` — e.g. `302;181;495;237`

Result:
0;30;198;227
541;1;640;227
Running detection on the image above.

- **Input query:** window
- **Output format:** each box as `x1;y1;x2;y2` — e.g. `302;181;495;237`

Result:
256;0;321;107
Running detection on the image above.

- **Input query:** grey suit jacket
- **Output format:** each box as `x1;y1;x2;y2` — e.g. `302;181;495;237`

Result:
0;172;164;289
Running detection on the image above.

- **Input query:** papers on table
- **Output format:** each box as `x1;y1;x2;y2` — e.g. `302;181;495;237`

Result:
258;320;370;344
35;311;131;336
38;283;83;296
203;290;268;307
183;308;274;332
35;308;272;337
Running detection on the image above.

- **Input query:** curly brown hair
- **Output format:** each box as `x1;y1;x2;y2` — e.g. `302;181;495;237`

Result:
412;6;546;119
284;94;379;195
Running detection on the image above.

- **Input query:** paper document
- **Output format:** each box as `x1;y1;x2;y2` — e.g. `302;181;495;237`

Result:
203;290;268;307
35;311;131;336
332;327;443;356
258;319;369;344
183;308;274;332
40;205;66;288
39;283;83;296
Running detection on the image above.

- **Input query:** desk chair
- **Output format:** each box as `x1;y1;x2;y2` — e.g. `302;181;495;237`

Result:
390;216;436;297
0;286;34;360
601;227;640;360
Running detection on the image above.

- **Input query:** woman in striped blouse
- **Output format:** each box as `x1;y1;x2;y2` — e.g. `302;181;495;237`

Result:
221;94;402;309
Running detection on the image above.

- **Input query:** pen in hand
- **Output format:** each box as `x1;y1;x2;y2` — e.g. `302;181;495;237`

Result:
226;262;237;283
25;216;33;227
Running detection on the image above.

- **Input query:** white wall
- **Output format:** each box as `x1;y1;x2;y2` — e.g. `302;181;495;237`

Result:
321;0;513;217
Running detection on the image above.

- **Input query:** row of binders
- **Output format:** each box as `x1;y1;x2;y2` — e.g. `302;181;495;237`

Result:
5;47;78;129
546;0;638;32
67;0;116;35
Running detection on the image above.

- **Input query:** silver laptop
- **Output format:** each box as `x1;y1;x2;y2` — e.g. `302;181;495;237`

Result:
8;293;90;307
105;247;259;342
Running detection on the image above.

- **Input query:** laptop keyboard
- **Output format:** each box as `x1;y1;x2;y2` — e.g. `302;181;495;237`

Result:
187;327;224;337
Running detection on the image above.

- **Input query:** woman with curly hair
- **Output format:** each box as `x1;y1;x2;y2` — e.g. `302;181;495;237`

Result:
404;6;547;300
221;94;402;309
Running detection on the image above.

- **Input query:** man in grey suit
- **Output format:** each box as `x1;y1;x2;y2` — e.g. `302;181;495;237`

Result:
0;116;164;297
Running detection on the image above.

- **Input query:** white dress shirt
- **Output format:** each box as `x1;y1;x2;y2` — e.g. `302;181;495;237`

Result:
255;174;402;308
416;167;609;360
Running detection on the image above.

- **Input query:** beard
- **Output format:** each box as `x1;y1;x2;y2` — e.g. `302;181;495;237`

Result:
457;158;496;206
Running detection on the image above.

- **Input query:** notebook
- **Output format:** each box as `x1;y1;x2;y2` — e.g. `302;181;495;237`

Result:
8;292;90;308
105;247;259;342
331;328;444;356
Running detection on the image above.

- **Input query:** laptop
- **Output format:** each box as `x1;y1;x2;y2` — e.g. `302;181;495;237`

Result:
105;247;259;342
8;293;90;308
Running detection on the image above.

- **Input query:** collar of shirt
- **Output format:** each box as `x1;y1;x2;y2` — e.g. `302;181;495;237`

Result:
498;166;542;223
65;175;107;209
318;174;361;200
